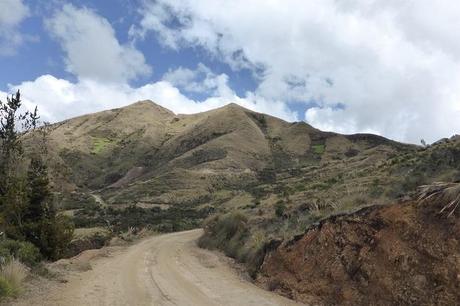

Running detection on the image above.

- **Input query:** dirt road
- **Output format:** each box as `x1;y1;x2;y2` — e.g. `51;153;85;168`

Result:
13;229;301;306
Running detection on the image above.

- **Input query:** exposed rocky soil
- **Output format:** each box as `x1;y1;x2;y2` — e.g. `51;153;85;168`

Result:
258;198;460;305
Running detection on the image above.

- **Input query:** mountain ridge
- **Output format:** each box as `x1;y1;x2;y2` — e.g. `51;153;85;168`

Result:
21;98;459;305
36;100;420;197
26;99;459;235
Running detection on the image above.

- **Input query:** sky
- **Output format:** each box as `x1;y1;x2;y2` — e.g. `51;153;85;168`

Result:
1;0;460;144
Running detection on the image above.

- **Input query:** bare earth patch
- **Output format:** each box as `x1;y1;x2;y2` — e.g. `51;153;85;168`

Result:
8;230;303;306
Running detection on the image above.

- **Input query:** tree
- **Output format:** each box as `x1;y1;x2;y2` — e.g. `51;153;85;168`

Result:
0;91;38;167
0;91;73;259
25;155;50;223
25;155;74;259
0;91;37;239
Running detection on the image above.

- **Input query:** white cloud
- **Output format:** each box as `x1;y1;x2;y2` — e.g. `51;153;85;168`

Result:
5;74;297;124
134;0;460;143
163;63;232;97
0;4;295;134
0;0;30;55
46;4;151;83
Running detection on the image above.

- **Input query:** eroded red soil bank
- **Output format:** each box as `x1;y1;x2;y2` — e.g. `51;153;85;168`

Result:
259;200;460;305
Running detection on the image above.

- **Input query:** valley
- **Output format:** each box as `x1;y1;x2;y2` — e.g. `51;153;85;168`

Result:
3;2;460;304
12;100;460;304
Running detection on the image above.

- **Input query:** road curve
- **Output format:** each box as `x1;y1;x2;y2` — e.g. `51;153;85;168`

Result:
14;229;302;306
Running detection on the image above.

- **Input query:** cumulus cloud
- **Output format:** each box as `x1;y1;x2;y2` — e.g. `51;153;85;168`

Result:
134;0;460;143
4;1;459;144
0;0;30;55
163;63;232;97
5;74;297;124
46;4;151;83
0;3;295;133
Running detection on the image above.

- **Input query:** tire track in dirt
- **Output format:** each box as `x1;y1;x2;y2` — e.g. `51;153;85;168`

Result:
11;229;303;306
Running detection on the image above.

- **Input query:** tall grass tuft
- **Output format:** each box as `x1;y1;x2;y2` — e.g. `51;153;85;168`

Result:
0;259;28;298
418;182;460;217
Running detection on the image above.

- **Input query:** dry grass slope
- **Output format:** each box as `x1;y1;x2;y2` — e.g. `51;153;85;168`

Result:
20;101;460;292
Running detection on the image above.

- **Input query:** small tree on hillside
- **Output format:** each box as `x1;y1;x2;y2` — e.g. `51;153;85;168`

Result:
26;154;74;259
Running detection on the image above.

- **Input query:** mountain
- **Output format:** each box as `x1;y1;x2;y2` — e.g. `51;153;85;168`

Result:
33;100;460;229
29;100;459;228
39;100;414;205
25;100;460;302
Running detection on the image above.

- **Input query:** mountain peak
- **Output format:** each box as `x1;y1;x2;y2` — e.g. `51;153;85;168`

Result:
130;99;155;106
222;102;247;111
124;100;175;117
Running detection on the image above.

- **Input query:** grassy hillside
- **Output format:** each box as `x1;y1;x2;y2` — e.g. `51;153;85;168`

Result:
23;100;459;258
199;135;460;273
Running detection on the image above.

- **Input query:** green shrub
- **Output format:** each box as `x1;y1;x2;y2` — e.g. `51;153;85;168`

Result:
294;183;306;192
387;170;428;198
325;176;340;185
275;201;286;217
344;148;359;157
34;215;74;260
91;137;114;154
0;239;41;267
199;212;268;277
312;144;325;154
16;243;41;267
250;113;267;129
311;182;331;190
369;179;384;198
257;168;276;184
199;212;249;257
